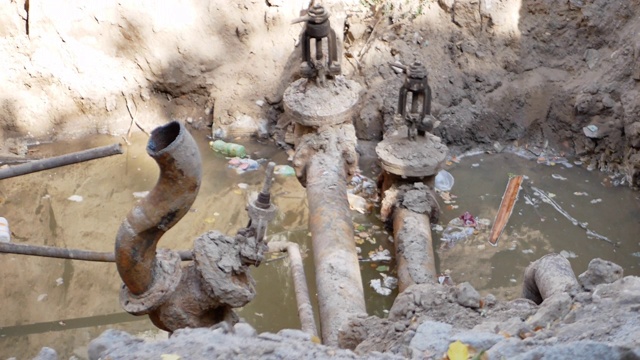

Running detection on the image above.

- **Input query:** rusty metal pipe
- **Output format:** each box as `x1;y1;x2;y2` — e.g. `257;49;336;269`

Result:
306;153;366;346
0;242;193;262
268;241;318;338
393;208;437;292
115;121;201;296
0;143;123;180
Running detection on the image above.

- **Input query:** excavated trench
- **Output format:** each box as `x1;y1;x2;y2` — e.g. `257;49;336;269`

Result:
1;0;640;357
0;128;639;358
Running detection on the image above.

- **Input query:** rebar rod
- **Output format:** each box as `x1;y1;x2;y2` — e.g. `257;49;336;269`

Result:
268;241;318;338
0;242;193;262
0;143;123;180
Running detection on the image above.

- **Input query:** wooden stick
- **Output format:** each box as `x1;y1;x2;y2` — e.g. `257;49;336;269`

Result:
488;175;523;246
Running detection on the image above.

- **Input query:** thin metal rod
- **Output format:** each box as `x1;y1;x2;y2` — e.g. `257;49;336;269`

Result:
0;242;193;262
0;143;123;180
268;241;319;338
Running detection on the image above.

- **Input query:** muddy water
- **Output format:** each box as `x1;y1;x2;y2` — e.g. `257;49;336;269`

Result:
436;152;640;300
2;134;639;358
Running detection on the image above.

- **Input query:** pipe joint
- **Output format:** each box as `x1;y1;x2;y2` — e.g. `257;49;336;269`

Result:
119;249;182;315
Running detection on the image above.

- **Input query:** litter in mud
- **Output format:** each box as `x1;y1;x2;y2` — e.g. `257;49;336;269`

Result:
273;165;295;177
133;191;149;199
489;175;524;246
67;195;83;202
560;250;578;259
435;169;454;191
228;157;261;174
348;193;371;214
210;140;247;158
369;273;398;296
368;248;392;262
531;186;614;245
551;174;567;181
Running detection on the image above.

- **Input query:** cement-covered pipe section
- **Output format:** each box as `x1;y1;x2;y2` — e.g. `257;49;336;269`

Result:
306;153;366;346
393;208;437;292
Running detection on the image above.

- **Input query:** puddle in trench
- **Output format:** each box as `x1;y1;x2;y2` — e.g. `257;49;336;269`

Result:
434;152;640;300
0;131;395;358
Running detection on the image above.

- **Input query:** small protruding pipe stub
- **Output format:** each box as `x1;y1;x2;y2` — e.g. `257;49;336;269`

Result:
119;249;182;315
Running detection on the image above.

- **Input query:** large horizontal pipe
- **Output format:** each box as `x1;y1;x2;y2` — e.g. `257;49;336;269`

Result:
306;153;366;346
0;143;123;180
393;207;437;292
0;242;193;262
268;241;318;338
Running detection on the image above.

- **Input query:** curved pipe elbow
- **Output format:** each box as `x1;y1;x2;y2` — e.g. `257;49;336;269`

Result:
115;121;202;295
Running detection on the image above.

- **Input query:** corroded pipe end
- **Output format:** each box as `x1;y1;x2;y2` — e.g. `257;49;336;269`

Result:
116;121;202;296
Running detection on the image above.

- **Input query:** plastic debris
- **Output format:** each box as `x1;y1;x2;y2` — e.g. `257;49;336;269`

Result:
435;169;455;191
438;273;454;285
237;183;249;190
227;157;260;174
133;191;149;199
631;252;640;258
370;274;398;296
0;217;10;243
37;294;48;302
573;192;588;196
209;140;247;158
274;165;295;177
441;218;474;245
560;250;578;259
369;248;392;262
348;193;370;214
551;174;567;180
67;195;83;202
459;211;477;227
55;278;64;286
532;186;614;245
590;198;602;204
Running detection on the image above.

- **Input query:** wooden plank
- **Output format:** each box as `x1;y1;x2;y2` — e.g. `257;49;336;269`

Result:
489;175;524;246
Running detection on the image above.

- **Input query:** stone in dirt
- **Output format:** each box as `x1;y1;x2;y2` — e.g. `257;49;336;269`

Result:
578;258;624;291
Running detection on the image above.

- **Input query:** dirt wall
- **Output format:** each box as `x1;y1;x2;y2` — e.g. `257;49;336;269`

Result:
2;0;640;184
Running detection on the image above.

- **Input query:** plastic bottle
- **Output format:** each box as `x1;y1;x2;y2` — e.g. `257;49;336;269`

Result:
0;217;10;243
209;140;247;158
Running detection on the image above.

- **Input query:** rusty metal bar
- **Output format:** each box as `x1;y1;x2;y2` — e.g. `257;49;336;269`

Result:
306;153;366;346
393;208;437;292
0;143;123;180
268;241;318;338
0;242;193;262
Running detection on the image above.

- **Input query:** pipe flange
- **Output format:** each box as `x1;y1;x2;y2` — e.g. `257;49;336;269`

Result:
193;231;256;308
119;249;182;315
